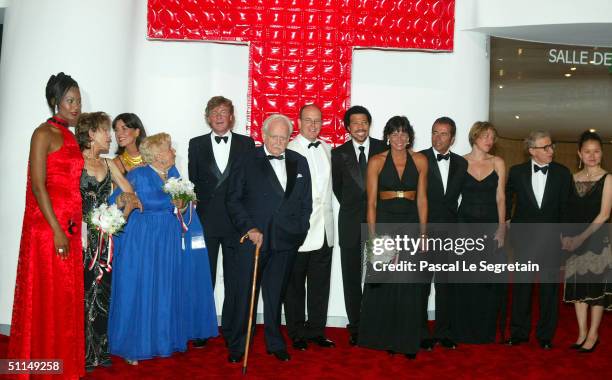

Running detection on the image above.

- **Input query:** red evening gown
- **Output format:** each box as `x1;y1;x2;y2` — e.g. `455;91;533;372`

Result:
8;117;85;379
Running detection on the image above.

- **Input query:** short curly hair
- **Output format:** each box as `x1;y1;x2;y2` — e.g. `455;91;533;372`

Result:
75;112;111;151
140;133;172;164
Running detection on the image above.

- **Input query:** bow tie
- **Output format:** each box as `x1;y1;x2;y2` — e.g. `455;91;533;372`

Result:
437;153;450;161
267;154;285;161
533;164;549;175
308;141;321;149
214;135;228;144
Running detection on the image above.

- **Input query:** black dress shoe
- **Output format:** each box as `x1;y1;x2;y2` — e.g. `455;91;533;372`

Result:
292;338;308;351
267;349;291;361
539;340;553;350
228;352;244;363
309;336;336;348
404;353;417;360
570;338;587;350
192;338;208;348
506;337;528;346
420;339;435;351
578;339;599;353
439;338;457;349
349;334;359;346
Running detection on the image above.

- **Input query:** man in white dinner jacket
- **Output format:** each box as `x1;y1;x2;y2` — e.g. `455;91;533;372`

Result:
283;104;336;351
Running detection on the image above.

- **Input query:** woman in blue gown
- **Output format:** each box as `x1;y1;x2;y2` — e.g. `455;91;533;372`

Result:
108;132;218;364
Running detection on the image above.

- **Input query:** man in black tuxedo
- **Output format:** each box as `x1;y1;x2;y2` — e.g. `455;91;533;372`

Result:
331;105;386;345
505;130;571;349
418;117;467;351
188;96;255;347
226;114;312;363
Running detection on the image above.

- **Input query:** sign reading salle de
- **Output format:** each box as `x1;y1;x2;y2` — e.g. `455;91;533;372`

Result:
548;49;612;66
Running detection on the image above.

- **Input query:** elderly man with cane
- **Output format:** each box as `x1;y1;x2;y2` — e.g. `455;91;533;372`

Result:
226;114;313;366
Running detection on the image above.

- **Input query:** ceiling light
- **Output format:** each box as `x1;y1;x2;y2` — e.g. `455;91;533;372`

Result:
497;58;504;61
570;67;577;71
564;73;572;77
498;85;504;89
515;115;520;119
517;48;523;55
499;69;504;77
589;129;596;132
589;60;595;64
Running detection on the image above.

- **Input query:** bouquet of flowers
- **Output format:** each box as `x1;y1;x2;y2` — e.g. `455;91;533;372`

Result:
163;177;196;203
88;203;126;282
162;177;196;232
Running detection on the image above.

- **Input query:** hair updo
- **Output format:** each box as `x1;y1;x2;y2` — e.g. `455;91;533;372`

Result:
578;130;603;150
45;72;79;114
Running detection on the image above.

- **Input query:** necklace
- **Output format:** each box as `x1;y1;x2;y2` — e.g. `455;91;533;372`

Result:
121;151;143;169
149;164;168;181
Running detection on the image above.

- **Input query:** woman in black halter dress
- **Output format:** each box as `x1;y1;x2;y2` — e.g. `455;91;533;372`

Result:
359;116;428;358
451;122;507;344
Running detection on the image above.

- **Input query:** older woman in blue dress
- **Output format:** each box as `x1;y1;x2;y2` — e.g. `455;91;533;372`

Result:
108;132;218;364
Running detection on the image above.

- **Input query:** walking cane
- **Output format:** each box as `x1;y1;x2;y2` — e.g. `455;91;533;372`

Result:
240;232;262;375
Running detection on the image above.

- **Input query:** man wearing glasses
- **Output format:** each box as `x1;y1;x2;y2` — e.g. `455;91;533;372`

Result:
331;106;386;345
285;104;336;351
505;130;571;350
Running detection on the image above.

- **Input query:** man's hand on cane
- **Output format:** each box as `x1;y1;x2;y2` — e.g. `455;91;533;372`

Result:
245;228;263;247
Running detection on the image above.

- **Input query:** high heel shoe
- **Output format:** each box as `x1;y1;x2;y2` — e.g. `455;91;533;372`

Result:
578;339;599;353
569;338;587;350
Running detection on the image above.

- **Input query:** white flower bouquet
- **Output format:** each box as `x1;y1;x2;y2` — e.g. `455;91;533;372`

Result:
163;177;197;203
89;203;126;235
87;203;126;282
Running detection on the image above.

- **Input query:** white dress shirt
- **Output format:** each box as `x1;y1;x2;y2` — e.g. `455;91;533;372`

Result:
295;134;328;197
352;137;370;162
211;131;232;173
264;146;287;191
433;148;450;194
531;159;548;208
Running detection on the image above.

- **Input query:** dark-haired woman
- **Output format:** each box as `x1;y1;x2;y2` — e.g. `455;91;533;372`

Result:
358;116;428;359
112;113;147;174
562;131;611;353
8;72;86;379
76;112;141;371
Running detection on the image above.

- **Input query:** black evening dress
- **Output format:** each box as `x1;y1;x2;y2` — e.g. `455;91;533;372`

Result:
450;170;504;343
564;174;611;310
358;151;423;355
81;162;113;370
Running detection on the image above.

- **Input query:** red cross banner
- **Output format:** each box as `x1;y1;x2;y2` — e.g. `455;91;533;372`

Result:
148;0;455;145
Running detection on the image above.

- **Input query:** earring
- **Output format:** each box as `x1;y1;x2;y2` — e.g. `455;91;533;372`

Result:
578;160;582;169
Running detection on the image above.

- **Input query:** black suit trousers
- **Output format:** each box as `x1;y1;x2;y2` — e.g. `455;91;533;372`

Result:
284;236;333;339
340;242;365;335
228;245;296;354
205;235;238;338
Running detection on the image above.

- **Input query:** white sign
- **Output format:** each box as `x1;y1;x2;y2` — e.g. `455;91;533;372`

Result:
548;49;612;66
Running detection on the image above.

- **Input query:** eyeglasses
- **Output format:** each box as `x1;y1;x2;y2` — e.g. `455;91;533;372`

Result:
301;118;322;126
531;143;555;151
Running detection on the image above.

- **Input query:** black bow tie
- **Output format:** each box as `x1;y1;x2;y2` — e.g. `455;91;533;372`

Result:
267;154;285;161
534;164;549;174
308;141;321;149
214;135;228;144
437;153;450;161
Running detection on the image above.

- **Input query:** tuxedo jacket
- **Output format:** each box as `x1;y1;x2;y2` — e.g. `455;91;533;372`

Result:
226;147;313;252
419;148;468;223
331;138;386;248
188;131;255;237
288;138;334;251
505;161;571;223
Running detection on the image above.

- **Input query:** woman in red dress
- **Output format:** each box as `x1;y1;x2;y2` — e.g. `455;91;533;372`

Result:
8;72;85;379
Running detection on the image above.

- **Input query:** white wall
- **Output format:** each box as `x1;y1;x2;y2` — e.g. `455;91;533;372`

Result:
6;0;606;329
